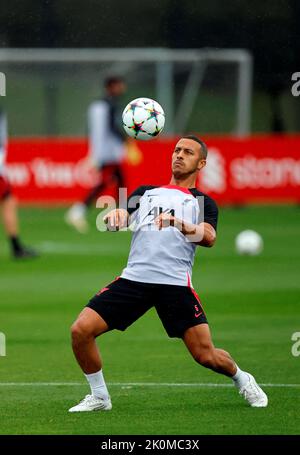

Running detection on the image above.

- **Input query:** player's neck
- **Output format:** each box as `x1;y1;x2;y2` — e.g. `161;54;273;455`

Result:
170;176;197;189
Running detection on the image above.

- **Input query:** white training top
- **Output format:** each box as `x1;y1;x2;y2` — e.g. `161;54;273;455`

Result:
121;185;218;286
0;111;7;176
88;100;125;167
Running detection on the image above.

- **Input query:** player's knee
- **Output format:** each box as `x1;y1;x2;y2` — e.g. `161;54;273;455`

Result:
71;320;92;343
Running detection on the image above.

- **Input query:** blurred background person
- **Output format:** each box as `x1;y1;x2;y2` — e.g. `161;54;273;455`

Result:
0;108;37;259
65;76;127;233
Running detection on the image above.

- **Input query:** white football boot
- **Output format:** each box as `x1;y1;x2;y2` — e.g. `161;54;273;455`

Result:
68;394;112;412
65;204;89;234
238;373;268;407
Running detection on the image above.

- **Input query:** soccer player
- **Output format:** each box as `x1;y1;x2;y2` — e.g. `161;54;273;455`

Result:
0;108;37;259
69;135;268;412
65;76;127;233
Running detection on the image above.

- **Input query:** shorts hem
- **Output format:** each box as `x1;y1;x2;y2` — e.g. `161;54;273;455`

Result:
173;320;209;339
85;303;117;331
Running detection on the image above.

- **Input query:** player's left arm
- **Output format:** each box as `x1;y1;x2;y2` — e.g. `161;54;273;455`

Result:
182;220;216;247
155;215;216;247
155;194;218;247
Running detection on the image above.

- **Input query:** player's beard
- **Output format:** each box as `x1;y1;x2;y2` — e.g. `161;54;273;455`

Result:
172;164;198;180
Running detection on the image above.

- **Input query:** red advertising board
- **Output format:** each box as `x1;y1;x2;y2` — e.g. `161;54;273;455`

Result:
5;135;300;205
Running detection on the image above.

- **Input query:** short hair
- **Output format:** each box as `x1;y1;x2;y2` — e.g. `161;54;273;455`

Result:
104;76;124;88
181;134;208;159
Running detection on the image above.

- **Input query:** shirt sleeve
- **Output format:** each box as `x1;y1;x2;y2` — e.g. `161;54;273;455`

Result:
203;195;219;231
127;185;156;215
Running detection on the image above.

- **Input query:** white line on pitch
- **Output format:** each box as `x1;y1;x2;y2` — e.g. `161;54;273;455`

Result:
0;382;299;388
37;242;127;255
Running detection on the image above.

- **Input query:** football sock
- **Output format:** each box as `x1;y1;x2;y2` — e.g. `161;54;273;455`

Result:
9;236;22;254
232;365;250;388
70;203;87;216
84;370;109;400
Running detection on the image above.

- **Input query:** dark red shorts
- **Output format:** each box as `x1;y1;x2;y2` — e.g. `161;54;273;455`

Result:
0;175;11;200
87;277;208;338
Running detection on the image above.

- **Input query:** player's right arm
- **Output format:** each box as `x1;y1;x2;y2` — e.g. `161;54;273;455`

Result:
103;209;129;231
102;186;143;231
102;185;156;231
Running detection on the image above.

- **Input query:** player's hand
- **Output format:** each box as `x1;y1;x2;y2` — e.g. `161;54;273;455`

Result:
103;209;129;231
154;213;182;231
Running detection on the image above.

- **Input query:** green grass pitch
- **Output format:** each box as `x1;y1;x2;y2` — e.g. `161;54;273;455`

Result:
0;205;299;435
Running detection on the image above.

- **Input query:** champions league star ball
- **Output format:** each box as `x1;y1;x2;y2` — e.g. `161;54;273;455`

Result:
122;97;165;140
235;230;263;256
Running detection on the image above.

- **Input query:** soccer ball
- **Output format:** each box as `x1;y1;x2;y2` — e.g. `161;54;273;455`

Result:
122;97;165;140
235;230;263;256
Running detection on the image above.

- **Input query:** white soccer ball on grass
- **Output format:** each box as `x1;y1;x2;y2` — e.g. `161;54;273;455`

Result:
235;230;263;256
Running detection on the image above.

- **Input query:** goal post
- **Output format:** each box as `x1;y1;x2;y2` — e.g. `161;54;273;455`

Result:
0;48;252;137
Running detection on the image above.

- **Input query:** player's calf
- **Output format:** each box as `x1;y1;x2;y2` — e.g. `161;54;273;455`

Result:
183;325;236;376
191;348;215;369
191;347;235;376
